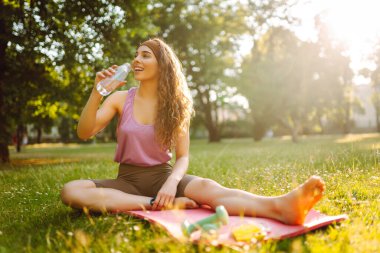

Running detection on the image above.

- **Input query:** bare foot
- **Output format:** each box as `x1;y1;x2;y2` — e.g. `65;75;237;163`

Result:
276;176;326;225
171;197;199;209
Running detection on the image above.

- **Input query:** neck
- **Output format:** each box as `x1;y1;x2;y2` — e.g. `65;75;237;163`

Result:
138;79;158;100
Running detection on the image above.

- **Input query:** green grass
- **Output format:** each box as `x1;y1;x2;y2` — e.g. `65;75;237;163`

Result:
0;134;379;252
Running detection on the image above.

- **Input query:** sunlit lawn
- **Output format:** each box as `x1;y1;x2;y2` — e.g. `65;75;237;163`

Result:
0;134;379;252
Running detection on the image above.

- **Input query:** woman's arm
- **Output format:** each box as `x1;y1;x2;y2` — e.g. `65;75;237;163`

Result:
168;129;190;183
77;90;120;140
77;65;126;140
152;127;190;210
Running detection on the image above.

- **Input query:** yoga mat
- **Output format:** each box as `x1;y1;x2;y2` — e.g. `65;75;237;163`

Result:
121;207;347;246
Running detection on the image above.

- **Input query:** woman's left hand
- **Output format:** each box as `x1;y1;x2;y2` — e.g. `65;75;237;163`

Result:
152;178;178;210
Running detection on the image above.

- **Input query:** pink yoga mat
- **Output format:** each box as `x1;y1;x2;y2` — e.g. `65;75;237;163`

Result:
122;207;347;246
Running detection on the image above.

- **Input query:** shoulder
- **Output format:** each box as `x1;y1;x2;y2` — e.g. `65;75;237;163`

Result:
104;90;129;115
111;90;129;99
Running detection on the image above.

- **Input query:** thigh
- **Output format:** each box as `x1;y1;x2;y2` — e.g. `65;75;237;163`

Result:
118;163;172;197
176;174;201;197
183;177;224;205
132;172;200;198
63;179;96;190
90;179;141;196
139;171;200;198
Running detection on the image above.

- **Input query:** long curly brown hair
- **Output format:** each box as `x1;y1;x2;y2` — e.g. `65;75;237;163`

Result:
145;38;193;150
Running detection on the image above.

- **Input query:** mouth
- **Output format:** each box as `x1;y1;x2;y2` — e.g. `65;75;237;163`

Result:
134;66;144;72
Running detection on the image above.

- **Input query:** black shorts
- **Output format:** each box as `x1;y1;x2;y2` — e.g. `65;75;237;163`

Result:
91;163;198;197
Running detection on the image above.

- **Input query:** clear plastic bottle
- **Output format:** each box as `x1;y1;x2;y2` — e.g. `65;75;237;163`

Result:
96;63;131;96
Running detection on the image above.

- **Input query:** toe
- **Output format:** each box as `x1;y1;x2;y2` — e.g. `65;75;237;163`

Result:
310;175;322;183
317;180;326;192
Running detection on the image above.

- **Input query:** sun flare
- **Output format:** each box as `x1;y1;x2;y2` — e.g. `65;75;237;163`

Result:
318;0;380;80
290;0;380;79
321;0;380;48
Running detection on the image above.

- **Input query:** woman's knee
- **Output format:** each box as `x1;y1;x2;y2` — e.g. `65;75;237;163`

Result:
185;178;225;206
60;180;95;206
199;178;221;190
187;178;223;196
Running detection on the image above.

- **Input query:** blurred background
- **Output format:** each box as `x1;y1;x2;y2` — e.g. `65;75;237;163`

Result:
1;0;380;162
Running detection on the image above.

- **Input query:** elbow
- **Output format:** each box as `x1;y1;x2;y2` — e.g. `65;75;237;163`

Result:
77;129;91;141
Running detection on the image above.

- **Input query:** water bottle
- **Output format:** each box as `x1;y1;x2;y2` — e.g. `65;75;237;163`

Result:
96;63;131;96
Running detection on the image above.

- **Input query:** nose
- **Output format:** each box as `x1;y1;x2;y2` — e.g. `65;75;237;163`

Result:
132;55;142;67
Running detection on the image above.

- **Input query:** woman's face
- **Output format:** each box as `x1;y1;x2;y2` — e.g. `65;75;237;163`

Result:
132;45;159;82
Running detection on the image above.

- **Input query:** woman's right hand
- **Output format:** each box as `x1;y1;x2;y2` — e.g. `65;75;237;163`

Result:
95;65;117;86
94;65;126;89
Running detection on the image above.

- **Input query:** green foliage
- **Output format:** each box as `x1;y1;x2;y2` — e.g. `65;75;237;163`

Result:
313;15;356;134
220;119;252;138
1;0;370;161
240;20;356;142
149;0;247;141
1;134;380;252
150;0;291;142
241;27;320;141
0;0;155;160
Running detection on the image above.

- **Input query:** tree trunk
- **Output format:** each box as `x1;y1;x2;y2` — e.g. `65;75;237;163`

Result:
37;127;42;143
0;143;9;163
16;125;23;152
279;117;300;143
291;127;299;143
317;110;325;135
252;117;267;142
204;102;220;142
343;100;351;134
196;87;221;142
205;115;221;142
0;0;10;163
207;123;221;142
343;67;352;134
0;83;9;160
375;103;380;132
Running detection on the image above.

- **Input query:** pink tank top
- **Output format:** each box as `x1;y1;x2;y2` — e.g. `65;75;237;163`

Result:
114;87;172;166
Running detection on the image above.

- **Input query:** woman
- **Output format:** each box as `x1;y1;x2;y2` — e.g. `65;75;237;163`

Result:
61;38;325;225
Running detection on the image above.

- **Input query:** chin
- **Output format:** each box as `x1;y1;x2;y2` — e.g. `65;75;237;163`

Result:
133;74;144;81
134;75;156;82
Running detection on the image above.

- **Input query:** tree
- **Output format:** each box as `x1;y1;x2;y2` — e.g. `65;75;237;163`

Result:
314;14;355;134
0;0;11;162
149;0;247;141
150;0;292;142
371;43;380;132
240;12;356;142
0;0;59;158
240;27;320;142
0;0;154;163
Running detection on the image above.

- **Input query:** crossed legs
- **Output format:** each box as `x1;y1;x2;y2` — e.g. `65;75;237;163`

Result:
61;180;197;213
61;176;325;225
60;180;151;212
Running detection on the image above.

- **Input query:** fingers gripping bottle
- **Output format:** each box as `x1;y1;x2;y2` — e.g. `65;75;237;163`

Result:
96;63;131;96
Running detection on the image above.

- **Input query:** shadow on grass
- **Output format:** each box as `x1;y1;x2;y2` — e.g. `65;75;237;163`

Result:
11;158;82;166
0;158;81;171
